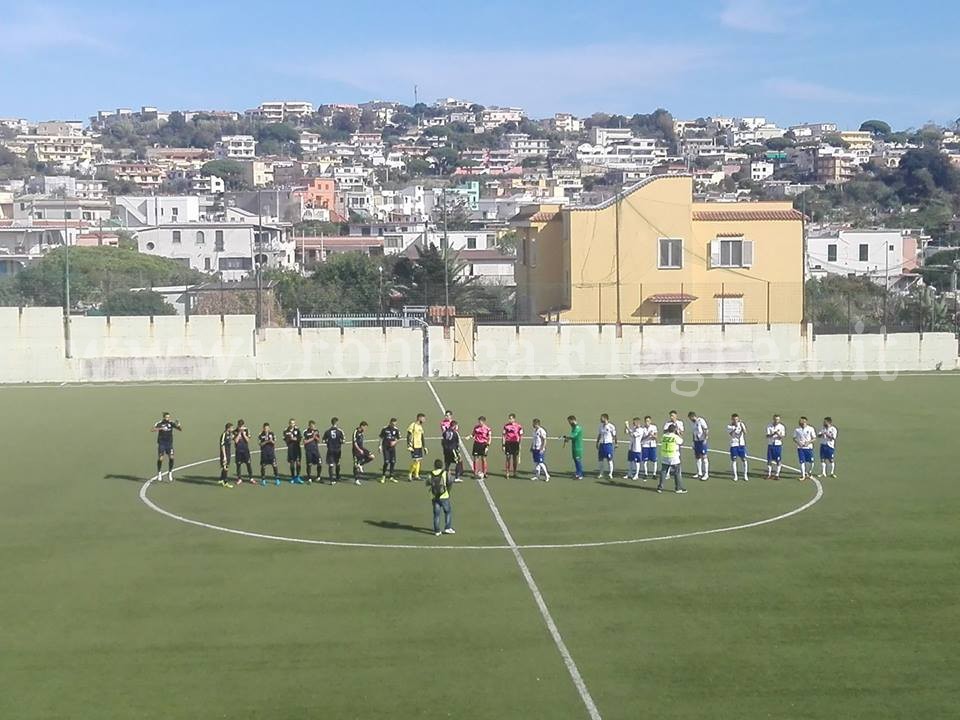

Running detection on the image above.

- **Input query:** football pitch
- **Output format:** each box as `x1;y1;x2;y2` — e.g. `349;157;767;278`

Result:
1;373;957;719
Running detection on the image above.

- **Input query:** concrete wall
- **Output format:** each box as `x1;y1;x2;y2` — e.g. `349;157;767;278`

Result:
0;309;956;384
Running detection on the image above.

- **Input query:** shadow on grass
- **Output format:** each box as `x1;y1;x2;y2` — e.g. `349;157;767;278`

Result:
104;474;146;483
364;520;436;535
596;479;662;493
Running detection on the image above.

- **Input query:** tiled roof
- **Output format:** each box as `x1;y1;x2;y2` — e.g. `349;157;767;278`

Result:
692;209;804;222
647;293;698;304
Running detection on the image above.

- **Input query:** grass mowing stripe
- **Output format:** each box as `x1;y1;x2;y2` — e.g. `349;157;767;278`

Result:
426;380;604;720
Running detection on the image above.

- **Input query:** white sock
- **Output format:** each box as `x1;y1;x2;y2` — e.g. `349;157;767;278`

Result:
607;459;614;476
743;460;748;478
703;458;709;477
828;461;835;475
731;461;738;480
775;463;781;477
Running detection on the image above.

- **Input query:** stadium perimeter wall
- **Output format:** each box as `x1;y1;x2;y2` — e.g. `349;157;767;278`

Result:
0;308;956;383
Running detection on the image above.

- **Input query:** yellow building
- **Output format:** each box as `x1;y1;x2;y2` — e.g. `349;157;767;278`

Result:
513;175;804;325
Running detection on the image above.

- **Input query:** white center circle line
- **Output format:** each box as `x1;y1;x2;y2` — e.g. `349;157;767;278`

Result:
139;448;824;550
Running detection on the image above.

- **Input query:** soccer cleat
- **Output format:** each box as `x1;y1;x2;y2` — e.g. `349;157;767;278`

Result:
452;478;463;483
702;475;709;481
676;489;688;494
830;473;837;478
531;476;539;481
354;479;362;486
390;477;398;483
379;476;386;484
443;528;456;535
544;476;550;482
330;480;337;486
656;487;663;493
732;477;739;482
154;474;162;483
167;472;175;482
434;532;441;537
743;476;749;482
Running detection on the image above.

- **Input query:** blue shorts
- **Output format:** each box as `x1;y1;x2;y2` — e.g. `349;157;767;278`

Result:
531;449;545;464
305;447;320;464
730;446;747;460
597;443;614;461
767;445;782;463
261;449;276;466
798;448;814;464
627;450;642;462
820;446;835;460
693;440;708;457
236;446;251;464
641;447;657;462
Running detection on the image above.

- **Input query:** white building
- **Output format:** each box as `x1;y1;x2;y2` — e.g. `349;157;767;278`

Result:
589;126;634;146
135;223;294;281
253;101;314;123
750;160;776;182
115;196;202;227
724;123;785;147
789;122;838;139
502;133;549;158
577;138;667;173
480;106;525;126
216;135;257;159
806;228;924;287
43;176;108;200
7;134;100;171
12;196;111;223
550;113;583;134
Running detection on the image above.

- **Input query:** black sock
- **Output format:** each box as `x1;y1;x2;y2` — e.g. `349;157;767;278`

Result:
168;459;175;473
156;459;162;473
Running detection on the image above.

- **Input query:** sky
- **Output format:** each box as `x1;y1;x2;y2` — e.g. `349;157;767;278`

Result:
0;0;958;130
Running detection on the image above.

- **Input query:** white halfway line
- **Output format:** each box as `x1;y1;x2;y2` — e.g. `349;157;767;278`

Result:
426;380;603;720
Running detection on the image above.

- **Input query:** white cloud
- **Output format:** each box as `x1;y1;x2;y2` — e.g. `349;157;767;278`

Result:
763;78;885;104
0;3;115;53
719;0;805;33
274;43;716;115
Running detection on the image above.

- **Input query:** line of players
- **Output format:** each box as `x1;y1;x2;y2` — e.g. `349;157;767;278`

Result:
152;409;838;489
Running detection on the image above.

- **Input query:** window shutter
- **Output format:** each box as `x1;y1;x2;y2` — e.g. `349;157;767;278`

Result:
710;239;721;268
742;240;754;267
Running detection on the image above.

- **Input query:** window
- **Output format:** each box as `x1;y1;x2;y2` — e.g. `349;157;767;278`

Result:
82;212;92;221
145;241;155;251
218;257;253;271
710;238;754;268
658;238;683;269
859;244;869;261
215;230;224;252
64;211;72;220
385;237;401;248
35;211;43;219
466;237;477;249
827;244;837;262
196;231;205;245
172;231;181;244
716;297;744;323
889;244;895;251
172;207;179;218
204;257;212;271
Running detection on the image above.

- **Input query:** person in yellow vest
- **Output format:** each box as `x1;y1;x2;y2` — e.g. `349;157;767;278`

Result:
427;459;455;536
657;424;687;494
406;413;427;481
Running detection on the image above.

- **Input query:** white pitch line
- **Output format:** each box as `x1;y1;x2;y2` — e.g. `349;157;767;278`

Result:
426;380;603;720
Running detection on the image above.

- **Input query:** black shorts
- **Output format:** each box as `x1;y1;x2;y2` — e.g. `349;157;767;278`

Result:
220;448;231;466
443;448;460;466
158;443;173;457
326;449;342;464
354;449;373;464
261;450;276;466
236;446;251;464
504;441;520;457
410;447;424;459
382;446;396;463
305;447;320;465
287;446;302;463
472;442;489;457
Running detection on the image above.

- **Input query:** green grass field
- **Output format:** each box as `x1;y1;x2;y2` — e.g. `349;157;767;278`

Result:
1;374;957;719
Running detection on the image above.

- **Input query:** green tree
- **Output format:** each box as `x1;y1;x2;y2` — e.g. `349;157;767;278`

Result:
201;159;249;190
822;133;851;149
427;147;461;175
102;289;176;316
15;246;206;308
859;120;892;138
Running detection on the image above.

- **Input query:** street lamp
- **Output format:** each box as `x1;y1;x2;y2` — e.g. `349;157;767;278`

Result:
378;265;384;317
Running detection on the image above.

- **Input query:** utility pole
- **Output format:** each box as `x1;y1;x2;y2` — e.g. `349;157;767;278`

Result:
614;182;622;327
63;196;71;358
256;188;263;329
442;187;450;328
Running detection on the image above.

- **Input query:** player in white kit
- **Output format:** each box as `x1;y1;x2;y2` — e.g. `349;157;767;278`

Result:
765;414;786;479
726;413;749;482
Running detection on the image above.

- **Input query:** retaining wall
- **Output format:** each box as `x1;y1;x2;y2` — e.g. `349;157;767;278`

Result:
0;309;955;383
